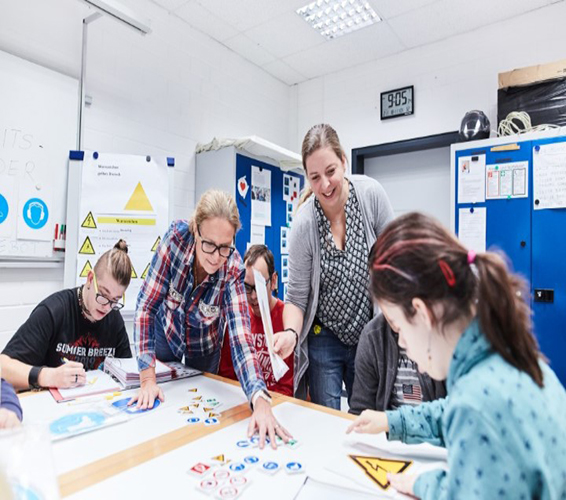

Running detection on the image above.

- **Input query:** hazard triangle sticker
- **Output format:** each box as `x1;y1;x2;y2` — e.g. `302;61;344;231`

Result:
151;236;161;252
79;260;92;277
131;265;137;279
141;263;150;280
78;236;95;255
81;211;97;229
349;455;412;490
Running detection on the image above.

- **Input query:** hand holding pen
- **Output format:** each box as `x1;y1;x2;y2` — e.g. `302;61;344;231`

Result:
38;357;86;389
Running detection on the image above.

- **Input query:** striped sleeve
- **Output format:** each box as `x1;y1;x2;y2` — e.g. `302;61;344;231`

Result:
134;221;175;371
223;267;266;401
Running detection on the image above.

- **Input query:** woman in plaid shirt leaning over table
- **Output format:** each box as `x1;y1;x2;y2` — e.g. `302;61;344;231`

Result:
130;189;292;449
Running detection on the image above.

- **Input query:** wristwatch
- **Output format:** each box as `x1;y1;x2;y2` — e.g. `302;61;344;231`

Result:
28;366;44;390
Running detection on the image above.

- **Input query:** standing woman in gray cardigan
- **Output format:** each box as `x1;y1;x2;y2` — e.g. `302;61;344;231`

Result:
273;124;394;409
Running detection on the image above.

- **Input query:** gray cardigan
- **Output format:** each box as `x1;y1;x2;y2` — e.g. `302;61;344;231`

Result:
349;314;447;415
286;175;395;394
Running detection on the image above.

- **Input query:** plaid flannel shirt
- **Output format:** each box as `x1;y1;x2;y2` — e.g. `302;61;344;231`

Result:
134;220;266;401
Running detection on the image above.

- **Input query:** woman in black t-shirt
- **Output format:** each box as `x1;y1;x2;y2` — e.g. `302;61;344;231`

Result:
0;240;133;391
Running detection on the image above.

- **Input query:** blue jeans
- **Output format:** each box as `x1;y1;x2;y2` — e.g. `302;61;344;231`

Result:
307;323;357;410
155;331;221;374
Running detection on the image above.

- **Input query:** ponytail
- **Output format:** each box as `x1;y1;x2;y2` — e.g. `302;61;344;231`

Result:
474;253;543;387
370;212;545;388
94;239;132;287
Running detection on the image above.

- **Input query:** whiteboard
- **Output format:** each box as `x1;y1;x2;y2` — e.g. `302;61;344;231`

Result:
0;49;78;259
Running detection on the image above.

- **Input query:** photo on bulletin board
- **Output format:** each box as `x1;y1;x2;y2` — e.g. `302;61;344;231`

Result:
281;255;289;283
281;226;289;255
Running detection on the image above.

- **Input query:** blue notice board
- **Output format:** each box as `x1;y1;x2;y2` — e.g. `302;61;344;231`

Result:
235;154;304;299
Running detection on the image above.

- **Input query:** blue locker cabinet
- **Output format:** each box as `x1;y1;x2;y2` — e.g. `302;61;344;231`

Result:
196;143;304;300
452;132;566;386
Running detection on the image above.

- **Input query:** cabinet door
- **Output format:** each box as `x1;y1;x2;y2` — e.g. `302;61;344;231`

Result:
530;138;566;386
455;142;532;283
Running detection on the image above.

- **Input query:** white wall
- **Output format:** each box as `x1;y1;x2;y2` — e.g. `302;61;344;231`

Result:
294;2;566;161
0;0;291;348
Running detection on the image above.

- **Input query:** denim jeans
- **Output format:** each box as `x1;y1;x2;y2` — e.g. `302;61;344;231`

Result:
155;331;221;374
307;323;357;410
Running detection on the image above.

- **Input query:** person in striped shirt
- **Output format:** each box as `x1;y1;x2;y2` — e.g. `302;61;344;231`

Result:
131;190;292;448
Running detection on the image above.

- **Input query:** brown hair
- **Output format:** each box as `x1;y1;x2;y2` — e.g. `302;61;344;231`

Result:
369;212;544;387
244;244;275;278
189;189;241;235
298;124;346;207
94;239;132;287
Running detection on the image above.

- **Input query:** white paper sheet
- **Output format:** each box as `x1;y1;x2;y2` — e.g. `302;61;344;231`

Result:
250;224;265;246
252;269;288;381
458;207;486;253
533;142;566;210
251;166;271;226
458;154;486;203
485;161;528;200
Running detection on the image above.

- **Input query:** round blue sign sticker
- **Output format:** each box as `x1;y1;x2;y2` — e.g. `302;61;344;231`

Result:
22;198;48;229
0;193;9;224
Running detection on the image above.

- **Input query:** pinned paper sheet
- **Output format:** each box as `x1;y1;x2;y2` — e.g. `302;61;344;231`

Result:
458;155;486;204
252;269;288;381
458;207;486;253
533;142;566;210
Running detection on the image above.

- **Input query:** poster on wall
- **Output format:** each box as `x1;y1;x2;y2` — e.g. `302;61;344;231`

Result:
76;152;169;315
458;155;486;204
251;165;271;226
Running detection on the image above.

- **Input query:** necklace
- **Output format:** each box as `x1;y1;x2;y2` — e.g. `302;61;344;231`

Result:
77;285;96;323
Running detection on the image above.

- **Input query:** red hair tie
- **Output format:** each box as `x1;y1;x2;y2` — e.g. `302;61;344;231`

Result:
438;260;456;287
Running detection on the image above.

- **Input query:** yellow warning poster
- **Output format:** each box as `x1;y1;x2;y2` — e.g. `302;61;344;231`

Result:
348;455;412;490
78;236;95;255
81;211;97;229
141;263;150;280
124;182;154;211
79;260;93;277
77;153;169;315
151;236;161;252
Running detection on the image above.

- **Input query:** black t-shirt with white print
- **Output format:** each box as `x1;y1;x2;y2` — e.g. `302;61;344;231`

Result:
2;288;131;370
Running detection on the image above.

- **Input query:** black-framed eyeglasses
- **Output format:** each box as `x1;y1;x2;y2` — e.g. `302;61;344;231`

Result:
93;273;125;311
197;226;235;258
244;277;270;296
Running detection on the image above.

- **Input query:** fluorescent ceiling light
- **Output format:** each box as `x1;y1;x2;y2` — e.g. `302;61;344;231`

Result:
296;0;381;40
79;0;151;35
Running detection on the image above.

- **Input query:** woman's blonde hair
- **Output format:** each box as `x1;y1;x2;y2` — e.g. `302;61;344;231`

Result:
298;123;346;207
189;189;241;235
94;239;132;287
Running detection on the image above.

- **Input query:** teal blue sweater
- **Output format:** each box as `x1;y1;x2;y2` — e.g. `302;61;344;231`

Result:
386;320;566;499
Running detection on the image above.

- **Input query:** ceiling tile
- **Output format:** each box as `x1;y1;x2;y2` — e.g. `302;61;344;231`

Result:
150;0;191;11
283;22;405;81
262;60;307;86
369;0;440;20
245;11;326;59
174;1;240;41
193;0;308;32
223;33;277;67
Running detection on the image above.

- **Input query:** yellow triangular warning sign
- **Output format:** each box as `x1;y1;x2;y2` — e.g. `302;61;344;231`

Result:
79;260;93;278
131;265;137;279
81;211;97;229
211;454;225;463
349;455;412;490
192;396;202;401
141;263;150;280
124;182;154;211
78;236;95;255
151;236;161;252
187;388;198;392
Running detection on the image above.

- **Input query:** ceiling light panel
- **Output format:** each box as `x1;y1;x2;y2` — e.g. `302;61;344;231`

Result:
296;0;381;40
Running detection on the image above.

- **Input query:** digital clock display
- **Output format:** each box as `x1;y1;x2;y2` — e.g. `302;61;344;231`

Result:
380;85;414;120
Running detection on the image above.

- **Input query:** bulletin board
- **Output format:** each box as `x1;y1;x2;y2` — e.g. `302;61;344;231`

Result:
234;154;304;300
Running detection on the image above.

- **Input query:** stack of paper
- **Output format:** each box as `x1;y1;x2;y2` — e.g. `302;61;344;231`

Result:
104;358;201;389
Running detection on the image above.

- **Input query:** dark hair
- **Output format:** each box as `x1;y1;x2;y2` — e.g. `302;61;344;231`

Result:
298;124;346;207
94;239;132;287
369;212;543;387
243;244;275;278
